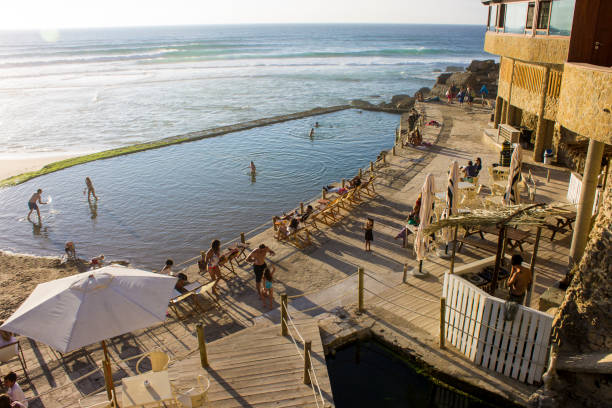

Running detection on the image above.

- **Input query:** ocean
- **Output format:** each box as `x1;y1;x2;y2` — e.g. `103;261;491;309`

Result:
0;24;490;159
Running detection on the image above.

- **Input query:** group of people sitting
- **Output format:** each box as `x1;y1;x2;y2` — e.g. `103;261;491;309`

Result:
461;158;482;182
0;329;27;407
273;204;314;240
322;175;362;196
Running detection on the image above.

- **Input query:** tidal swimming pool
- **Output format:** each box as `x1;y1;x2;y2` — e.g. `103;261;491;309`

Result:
0;109;398;268
326;340;500;408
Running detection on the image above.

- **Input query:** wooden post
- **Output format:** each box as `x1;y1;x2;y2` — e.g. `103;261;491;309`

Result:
370;161;374;172
322;188;326;200
491;225;506;295
546;169;550;183
359;168;363;178
358;267;364;313
526;226;542;307
450;226;459;274
197;324;209;368
392;145;396;156
382;153;386;163
341;178;345;188
303;341;312;385
402;264;408;283
240;232;245;244
281;294;288;336
440;297;446;349
300;202;304;214
272;217;277;231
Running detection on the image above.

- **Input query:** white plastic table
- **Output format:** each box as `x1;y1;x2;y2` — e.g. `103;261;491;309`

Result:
122;370;173;408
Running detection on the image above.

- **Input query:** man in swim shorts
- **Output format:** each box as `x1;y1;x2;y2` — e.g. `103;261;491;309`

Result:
246;244;275;300
27;189;47;223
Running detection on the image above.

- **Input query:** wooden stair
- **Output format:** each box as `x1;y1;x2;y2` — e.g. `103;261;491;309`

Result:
169;316;334;407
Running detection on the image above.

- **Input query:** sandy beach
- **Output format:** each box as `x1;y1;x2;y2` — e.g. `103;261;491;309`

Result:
0;154;79;181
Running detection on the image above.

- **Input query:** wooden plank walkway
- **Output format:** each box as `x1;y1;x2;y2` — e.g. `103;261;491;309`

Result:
168;316;333;408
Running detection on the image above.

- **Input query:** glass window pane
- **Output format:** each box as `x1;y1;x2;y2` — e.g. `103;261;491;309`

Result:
538;1;551;29
526;3;535;29
504;2;528;34
549;0;575;36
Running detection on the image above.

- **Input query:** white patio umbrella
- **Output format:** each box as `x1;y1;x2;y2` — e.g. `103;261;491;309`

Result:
414;174;435;274
441;161;459;248
504;144;523;205
0;265;177;405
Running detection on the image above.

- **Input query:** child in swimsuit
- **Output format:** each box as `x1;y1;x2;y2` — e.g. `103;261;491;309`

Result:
363;218;374;252
262;265;275;309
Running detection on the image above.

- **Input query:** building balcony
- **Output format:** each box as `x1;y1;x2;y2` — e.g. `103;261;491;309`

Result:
557;63;612;145
484;31;569;65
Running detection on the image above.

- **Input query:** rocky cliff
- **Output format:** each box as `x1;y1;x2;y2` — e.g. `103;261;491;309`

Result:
430;59;499;98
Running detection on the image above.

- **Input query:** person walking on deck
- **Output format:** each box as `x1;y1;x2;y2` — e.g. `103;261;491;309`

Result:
363;218;374;252
27;189;46;223
246;244;275;300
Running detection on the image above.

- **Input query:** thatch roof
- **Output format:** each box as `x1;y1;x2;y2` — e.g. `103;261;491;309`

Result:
424;202;575;235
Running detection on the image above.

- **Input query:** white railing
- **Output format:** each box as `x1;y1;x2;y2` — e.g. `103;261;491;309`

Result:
567;172;600;215
442;273;552;384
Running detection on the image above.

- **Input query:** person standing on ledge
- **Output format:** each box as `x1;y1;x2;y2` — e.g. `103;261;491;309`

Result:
246;244;275;300
249;161;256;174
27;189;47;223
85;177;98;200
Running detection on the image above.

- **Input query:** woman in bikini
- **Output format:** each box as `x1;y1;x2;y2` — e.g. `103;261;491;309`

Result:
205;239;224;296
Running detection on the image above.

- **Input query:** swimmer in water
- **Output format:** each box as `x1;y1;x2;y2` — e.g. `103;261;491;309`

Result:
27;189;47;223
314;122;319;128
309;128;315;137
249;161;256;174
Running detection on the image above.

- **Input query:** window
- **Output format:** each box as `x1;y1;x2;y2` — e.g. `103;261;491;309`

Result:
537;1;551;30
549;0;576;36
497;4;506;28
504;2;528;34
526;2;536;30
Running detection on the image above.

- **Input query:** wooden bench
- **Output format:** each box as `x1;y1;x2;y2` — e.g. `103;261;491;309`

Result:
457;236;499;254
169;281;217;319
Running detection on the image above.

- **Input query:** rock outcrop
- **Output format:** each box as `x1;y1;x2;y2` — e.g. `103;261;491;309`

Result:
431;59;499;98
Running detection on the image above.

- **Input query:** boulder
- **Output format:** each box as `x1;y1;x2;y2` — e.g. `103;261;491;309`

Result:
350;99;374;108
396;97;415;110
445;65;464;72
446;72;478;89
467;59;498;73
390;94;412;105
434;73;452;85
416;87;431;96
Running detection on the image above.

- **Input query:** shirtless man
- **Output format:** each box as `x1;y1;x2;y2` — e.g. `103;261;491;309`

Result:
507;254;532;304
246;244;275;299
249;161;256;174
27;189;47;223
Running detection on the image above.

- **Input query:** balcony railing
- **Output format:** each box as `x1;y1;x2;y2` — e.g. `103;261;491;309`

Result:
547;69;563;98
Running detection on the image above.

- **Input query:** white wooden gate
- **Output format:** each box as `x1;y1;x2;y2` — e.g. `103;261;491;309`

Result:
442;273;552;384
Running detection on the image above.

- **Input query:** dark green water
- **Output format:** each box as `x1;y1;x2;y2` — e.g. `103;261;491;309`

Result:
326;340;498;408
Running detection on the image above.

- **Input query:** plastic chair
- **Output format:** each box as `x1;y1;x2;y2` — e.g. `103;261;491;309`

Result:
174;375;210;408
0;339;27;376
135;350;170;374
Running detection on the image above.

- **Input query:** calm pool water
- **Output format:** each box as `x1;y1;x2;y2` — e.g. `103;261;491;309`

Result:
326;340;498;408
0;109;398;268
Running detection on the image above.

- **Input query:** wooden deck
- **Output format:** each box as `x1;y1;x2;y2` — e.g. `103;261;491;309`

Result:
168;316;333;407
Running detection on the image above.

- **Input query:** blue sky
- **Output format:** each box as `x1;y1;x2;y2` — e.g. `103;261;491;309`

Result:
1;0;488;29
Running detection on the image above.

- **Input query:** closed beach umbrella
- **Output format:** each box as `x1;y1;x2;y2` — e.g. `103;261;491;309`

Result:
415;173;436;262
504;144;523;205
0;265;177;405
442;161;459;244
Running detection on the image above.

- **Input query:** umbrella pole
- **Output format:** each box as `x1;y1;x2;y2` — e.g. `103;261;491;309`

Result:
101;340;119;407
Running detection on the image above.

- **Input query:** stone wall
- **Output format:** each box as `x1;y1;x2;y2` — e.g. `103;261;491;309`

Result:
557;63;612;145
484;32;570;65
542;186;612;407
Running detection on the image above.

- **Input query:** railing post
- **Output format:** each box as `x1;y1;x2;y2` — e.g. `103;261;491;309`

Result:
358;267;364;313
382;153;386;163
300;202;304;214
272;217;277;231
322;188;326;200
392;145;396;156
440;297;446;349
370;161;374;172
197;324;209;367
359;168;363;178
281;294;288;336
341;178;345;188
240;232;245;244
303;341;312;385
402;263;408;283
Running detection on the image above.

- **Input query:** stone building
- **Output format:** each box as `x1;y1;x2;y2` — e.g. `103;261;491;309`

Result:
479;0;612;266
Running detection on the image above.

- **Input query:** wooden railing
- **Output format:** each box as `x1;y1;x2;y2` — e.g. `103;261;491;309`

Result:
546;69;563;98
512;62;545;94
